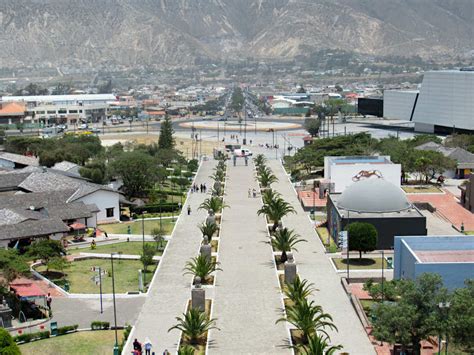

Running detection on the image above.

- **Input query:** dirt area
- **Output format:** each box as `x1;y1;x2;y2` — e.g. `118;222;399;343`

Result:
100;133;225;158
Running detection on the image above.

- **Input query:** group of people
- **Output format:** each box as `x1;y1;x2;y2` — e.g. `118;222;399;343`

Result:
248;188;258;198
191;183;207;193
132;338;168;355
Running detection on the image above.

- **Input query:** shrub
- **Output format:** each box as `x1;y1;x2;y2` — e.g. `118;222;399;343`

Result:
13;330;50;343
91;321;110;330
118;324;132;353
57;325;78;335
0;328;21;354
131;203;180;215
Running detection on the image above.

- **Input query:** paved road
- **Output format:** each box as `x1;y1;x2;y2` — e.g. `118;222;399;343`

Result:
208;161;290;355
268;159;376;355
124;159;215;354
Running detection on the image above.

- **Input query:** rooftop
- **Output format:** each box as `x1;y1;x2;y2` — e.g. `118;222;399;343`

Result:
0;152;39;167
1;94;116;103
327;155;392;165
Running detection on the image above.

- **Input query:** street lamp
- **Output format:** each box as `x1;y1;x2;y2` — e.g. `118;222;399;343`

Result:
110;252;119;355
438;302;451;355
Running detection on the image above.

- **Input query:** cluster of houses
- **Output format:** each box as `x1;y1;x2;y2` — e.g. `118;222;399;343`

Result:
0;152;123;249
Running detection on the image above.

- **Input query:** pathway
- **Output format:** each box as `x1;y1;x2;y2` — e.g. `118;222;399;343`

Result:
268;159;376;354
124;159;216;354
208;161;290;354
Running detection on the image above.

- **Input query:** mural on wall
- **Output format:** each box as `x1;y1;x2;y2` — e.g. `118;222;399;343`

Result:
352;170;383;182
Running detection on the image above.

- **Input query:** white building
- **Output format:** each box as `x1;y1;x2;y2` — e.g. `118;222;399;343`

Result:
383;70;474;133
324;156;402;193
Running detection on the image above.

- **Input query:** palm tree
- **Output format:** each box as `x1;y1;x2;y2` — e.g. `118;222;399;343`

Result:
168;308;219;345
199;196;229;215
258;167;278;188
178;345;196;355
257;197;296;231
254;154;267;168
199;220;218;240
271;228;307;263
295;334;342;355
262;188;281;206
277;299;337;344
184;255;222;283
210;167;225;182
284;277;315;303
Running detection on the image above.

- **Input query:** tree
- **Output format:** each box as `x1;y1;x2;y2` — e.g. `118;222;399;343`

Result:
304;118;321;137
46;256;70;274
372;273;448;354
109;151;158;198
183;255;222;284
448;280;474;352
198;197;229;215
151;228;166;251
79;159;108;184
0;249;29;284
168;308;219;345
27;239;65;265
140;244;155;279
0;328;21;355
199;221;219;240
277;298;337;344
257;197;296;231
257;166;278;188
347;222;378;259
158;115;175;149
253;154;267;168
271;228;307;263
295;334;342;355
284;277;315;303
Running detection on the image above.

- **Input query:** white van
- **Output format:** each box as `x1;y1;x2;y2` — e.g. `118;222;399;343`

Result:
233;148;252;157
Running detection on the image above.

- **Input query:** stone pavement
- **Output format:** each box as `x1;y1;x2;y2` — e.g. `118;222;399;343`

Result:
124;159;216;354
208;161;290;355
268;159;376;354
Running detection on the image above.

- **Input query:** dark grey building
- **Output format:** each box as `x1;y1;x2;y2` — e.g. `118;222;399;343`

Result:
327;179;427;249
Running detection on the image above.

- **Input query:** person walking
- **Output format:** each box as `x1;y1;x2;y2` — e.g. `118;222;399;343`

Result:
133;338;142;354
187;206;191;215
46;293;52;310
144;338;152;355
252;188;257;198
248;188;251;198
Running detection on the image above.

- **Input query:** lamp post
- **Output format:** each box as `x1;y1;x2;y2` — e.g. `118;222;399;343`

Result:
243;104;247;145
110;253;119;355
438;302;451;355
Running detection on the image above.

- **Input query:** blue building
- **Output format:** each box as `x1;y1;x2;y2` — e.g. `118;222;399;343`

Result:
394;235;474;290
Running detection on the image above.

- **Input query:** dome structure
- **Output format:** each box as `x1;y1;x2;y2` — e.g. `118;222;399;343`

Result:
337;178;411;213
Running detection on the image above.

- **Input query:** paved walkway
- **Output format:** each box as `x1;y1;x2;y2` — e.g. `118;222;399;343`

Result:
209;161;290;354
268;159;376;354
124;160;215;354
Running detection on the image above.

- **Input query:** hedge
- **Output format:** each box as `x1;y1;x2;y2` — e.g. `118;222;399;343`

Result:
131;203;180;214
14;330;50;343
57;324;78;335
91;321;110;330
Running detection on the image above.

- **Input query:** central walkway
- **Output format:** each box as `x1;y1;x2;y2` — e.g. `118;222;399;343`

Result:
208;161;290;354
125;160;215;354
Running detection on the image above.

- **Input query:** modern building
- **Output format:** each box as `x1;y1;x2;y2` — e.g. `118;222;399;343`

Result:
327;178;427;249
460;175;474;212
415;141;474;178
383;69;474;133
324;156;401;193
271;95;314;115
394;235;474;290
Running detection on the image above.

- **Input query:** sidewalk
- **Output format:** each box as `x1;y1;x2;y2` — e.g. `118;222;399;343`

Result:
208;161;290;354
124;160;216;354
268;160;376;354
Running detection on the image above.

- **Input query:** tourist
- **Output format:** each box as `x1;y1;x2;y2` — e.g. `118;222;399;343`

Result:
144;337;152;355
46;293;52;310
163;350;170;355
252;188;257;198
203;183;207;193
187;206;191;215
133;338;142;354
248;188;251;198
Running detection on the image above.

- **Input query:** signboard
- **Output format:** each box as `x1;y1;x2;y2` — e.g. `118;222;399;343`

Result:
338;231;348;249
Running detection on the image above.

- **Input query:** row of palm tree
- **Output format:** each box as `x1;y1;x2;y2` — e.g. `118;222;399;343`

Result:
168;158;227;353
278;277;342;354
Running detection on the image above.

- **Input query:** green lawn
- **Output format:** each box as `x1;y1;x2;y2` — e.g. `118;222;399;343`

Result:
19;330;124;355
69;241;166;256
316;227;337;251
402;186;442;193
332;257;388;270
464;231;474;235
100;219;175;235
36;258;157;293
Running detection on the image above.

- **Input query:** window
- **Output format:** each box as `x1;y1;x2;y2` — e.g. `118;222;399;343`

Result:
106;208;114;218
69;110;78;114
47;110;56;114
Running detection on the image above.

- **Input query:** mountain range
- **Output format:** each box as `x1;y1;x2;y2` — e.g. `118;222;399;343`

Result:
0;0;472;68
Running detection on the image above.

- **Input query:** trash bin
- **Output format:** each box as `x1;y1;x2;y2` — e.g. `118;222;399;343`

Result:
50;321;58;336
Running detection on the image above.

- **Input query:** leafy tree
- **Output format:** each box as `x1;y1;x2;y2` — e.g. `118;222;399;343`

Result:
27;239;65;265
304;118;321;137
183;255;222;284
151;228;166;251
271;228;307;263
14;83;48;96
277;298;337;344
168;308;219;345
372;273;448;354
140;244;155;278
79;158;108;184
109;151;158;198
0;328;21;355
46;256;70;274
158;115;175;149
448;280;474;352
347;222;378;259
0;249;29;283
